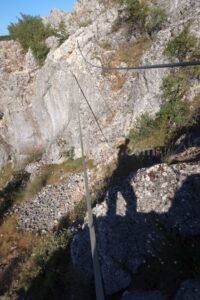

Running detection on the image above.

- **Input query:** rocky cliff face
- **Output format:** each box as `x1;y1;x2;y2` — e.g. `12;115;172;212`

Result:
0;41;38;169
0;1;200;298
0;0;199;170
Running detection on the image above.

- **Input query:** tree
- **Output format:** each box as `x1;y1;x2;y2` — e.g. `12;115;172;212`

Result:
8;14;57;64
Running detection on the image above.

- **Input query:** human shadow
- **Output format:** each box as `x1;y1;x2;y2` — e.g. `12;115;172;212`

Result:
111;138;162;183
10;140;200;300
106;138;164;218
71;140;200;299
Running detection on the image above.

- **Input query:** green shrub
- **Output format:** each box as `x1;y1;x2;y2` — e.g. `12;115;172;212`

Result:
145;6;166;36
164;24;199;61
18;230;72;298
99;40;112;50
164;24;200;77
128;68;197;150
79;18;92;28
31;41;50;64
161;70;187;102
8;14;57;64
33;230;70;270
62;147;75;160
164;34;200;76
128;24;200;151
0;163;13;190
126;0;149;26
129;113;156;143
114;0;166;36
159;87;189;128
56;21;69;44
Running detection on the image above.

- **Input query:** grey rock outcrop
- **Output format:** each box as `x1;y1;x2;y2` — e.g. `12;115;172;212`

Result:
159;0;200;22
45;36;60;51
0;41;39;167
15;172;87;232
24;48;37;69
43;9;69;29
71;161;200;295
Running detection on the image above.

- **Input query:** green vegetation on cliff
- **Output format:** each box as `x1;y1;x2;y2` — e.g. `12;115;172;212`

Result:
8;14;56;64
128;24;200;152
164;24;200;61
8;14;68;64
0;35;12;41
113;0;166;36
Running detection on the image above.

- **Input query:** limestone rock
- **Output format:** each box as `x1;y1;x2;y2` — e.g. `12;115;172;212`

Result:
0;0;200;170
24;48;37;69
45;36;60;51
43;9;68;29
16;172;86;232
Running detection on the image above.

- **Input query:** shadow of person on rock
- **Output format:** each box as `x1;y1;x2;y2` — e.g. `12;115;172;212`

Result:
107;137;164;219
12;171;200;300
111;138;162;185
10;136;200;300
107;139;137;216
115;139;131;179
112;138;143;184
72;158;200;299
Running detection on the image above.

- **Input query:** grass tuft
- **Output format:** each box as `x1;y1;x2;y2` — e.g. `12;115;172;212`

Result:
0;164;13;191
164;24;199;61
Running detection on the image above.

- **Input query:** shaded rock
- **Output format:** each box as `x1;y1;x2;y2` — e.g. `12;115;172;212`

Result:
71;161;200;295
121;290;164;300
174;280;200;300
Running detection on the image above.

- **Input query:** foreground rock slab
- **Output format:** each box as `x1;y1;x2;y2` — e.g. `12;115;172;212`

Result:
121;290;164;300
174;280;200;300
71;161;200;295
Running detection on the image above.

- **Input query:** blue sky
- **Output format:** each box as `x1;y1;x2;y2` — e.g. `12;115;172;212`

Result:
0;0;77;35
